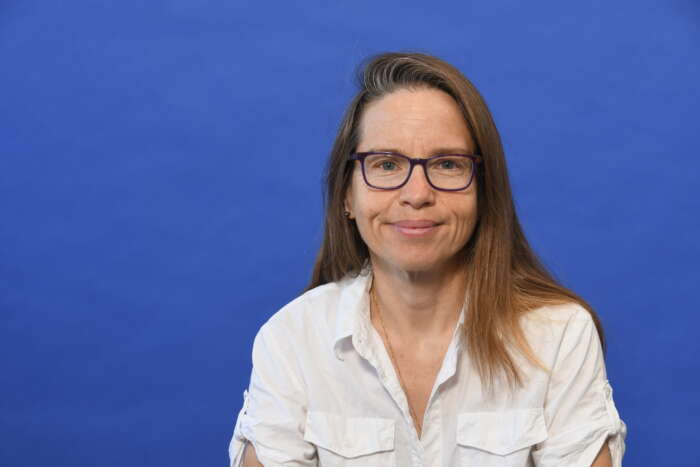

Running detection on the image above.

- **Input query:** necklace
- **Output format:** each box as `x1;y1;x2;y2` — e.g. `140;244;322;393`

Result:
370;283;423;437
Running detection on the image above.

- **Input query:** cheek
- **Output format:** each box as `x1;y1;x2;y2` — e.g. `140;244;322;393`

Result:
462;198;478;222
349;177;385;222
451;198;478;239
351;194;391;243
354;197;383;230
348;170;368;210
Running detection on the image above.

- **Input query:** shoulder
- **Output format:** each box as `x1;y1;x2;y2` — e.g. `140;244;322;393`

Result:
508;302;606;380
522;301;593;326
519;301;599;348
255;275;357;347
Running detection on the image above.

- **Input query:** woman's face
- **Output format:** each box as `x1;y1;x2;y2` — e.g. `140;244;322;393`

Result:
344;87;479;274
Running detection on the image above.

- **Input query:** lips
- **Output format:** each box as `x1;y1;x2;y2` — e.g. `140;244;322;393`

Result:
391;220;441;237
393;220;440;228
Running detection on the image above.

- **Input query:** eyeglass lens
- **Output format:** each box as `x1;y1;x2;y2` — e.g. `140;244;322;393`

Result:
363;153;474;190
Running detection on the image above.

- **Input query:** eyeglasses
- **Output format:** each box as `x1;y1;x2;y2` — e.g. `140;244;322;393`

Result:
349;151;483;191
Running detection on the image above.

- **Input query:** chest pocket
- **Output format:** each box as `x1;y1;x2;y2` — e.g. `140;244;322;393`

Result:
303;411;396;466
456;408;548;466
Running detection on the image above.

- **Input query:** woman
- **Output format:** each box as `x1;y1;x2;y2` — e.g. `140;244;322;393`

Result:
228;52;627;466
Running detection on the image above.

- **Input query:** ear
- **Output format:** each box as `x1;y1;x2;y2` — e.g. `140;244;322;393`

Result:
343;190;354;219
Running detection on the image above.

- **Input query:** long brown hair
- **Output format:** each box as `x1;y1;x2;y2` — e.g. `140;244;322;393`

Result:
306;51;605;395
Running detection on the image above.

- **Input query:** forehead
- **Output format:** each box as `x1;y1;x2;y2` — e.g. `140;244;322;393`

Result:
358;87;473;151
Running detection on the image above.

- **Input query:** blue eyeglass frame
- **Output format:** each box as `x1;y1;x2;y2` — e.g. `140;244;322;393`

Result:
348;151;483;191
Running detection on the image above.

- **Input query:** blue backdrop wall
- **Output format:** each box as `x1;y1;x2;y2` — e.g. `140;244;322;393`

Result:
1;1;698;466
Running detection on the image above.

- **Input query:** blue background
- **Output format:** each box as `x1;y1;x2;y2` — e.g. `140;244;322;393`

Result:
1;1;698;465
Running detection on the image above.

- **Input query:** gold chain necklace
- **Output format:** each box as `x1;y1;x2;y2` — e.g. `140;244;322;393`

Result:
370;284;423;436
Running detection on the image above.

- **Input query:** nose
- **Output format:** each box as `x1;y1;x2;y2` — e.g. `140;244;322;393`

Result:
398;164;435;209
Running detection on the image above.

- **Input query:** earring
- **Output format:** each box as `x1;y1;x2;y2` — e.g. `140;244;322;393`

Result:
344;210;351;218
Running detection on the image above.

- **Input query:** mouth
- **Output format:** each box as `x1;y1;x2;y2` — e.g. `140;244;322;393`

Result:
391;220;441;237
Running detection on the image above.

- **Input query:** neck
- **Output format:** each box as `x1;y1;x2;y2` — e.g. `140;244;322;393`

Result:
369;255;468;341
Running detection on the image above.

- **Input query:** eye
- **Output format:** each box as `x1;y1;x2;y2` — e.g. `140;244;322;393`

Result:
367;155;403;171
431;157;466;170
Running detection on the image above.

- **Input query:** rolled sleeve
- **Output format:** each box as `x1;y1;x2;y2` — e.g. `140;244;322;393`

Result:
228;389;250;467
532;308;627;466
228;323;317;467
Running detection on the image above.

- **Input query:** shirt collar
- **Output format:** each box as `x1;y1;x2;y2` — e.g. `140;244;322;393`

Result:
332;267;467;360
333;266;373;359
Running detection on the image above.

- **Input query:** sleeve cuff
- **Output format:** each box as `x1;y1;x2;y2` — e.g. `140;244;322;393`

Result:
532;380;628;466
228;390;250;467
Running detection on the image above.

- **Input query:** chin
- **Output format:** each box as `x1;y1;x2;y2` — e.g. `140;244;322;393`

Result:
369;242;462;274
387;255;451;274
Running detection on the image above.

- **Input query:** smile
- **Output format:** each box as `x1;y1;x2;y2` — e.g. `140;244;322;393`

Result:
391;220;441;237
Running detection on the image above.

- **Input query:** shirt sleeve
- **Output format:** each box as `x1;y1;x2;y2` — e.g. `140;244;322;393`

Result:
228;322;317;467
531;308;628;466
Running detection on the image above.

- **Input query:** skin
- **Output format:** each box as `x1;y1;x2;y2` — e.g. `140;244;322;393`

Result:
591;438;613;467
343;87;479;440
241;87;612;466
345;87;478;342
241;442;262;467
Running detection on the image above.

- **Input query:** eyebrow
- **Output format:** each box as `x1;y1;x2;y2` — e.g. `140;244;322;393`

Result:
366;147;473;155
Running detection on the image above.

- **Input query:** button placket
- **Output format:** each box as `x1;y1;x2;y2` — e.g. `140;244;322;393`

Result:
418;334;459;445
417;396;441;465
362;323;422;443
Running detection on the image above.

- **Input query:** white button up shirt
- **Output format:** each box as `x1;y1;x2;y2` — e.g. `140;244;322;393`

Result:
228;268;627;466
